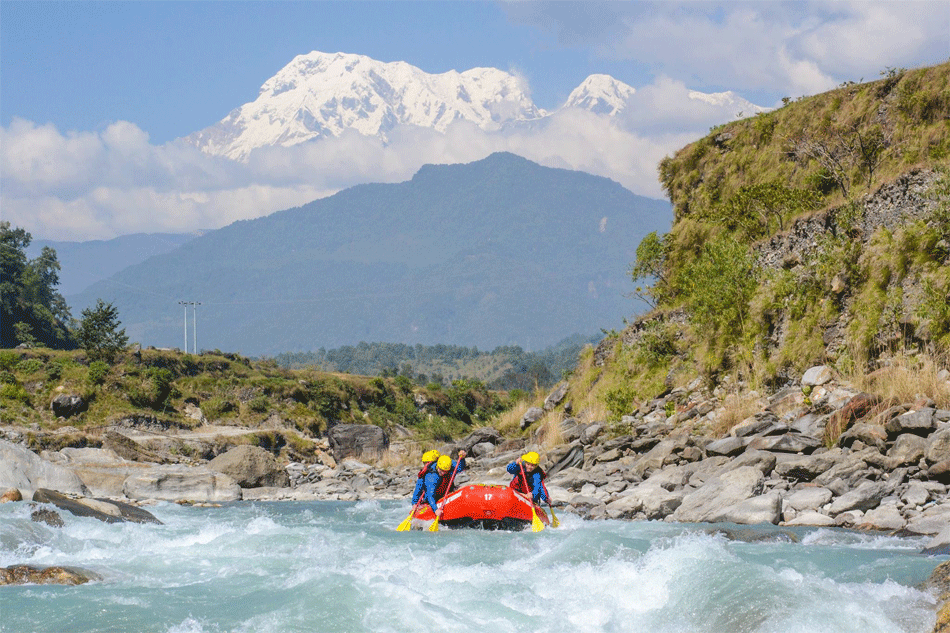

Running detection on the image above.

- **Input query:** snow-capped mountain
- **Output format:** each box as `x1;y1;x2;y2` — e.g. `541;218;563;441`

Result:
187;51;545;160
187;50;767;162
563;74;636;116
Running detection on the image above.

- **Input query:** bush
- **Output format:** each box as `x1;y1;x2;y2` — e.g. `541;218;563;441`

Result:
0;382;31;405
0;351;18;372
87;361;110;385
247;396;270;413
15;359;43;375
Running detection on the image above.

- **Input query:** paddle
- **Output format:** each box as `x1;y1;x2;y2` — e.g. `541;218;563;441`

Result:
397;497;424;532
542;481;560;528
429;455;462;533
519;462;545;532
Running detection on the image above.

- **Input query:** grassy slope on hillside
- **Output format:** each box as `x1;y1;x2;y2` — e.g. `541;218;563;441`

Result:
576;62;950;422
0;348;513;459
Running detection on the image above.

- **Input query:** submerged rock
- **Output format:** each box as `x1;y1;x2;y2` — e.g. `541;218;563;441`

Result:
33;488;162;524
0;565;101;586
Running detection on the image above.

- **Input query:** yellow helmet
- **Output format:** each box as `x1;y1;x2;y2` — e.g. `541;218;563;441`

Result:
522;451;540;465
437;455;452;471
422;449;439;463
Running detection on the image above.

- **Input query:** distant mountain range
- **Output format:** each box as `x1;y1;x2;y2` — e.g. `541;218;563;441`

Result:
186;50;765;161
27;233;202;297
69;153;672;356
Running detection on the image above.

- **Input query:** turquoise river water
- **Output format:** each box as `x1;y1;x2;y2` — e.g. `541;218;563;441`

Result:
0;500;945;633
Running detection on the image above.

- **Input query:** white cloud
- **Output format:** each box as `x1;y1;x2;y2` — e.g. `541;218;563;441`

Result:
508;1;949;98
1;71;773;241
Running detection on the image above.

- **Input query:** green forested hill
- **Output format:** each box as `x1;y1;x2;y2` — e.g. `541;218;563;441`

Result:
70;152;672;356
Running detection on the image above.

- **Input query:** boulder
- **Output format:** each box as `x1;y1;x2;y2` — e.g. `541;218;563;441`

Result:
0;439;90;498
1;488;22;502
885;434;928;469
901;482;931;507
885;408;936;438
927;428;950;464
923;524;950;556
728;450;777;476
208;445;290;488
717;492;783;525
802;365;834;387
327;424;388;460
747;433;821;454
625;483;685;519
31;507;65;527
859;504;906;531
520;407;544;430
731;411;783;438
705;436;749;457
543;382;570;411
546;443;585;477
0;565;101;586
783;511;836;527
826;481;888;516
671;466;765;523
774;451;838;482
122;464;241;502
32;489;162;524
785;487;833;512
838;423;887;449
50;394;88;419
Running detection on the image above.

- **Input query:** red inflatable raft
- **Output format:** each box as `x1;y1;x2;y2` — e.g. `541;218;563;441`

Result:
413;483;550;530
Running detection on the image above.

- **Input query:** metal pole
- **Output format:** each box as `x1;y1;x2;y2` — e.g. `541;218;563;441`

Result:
192;302;201;354
179;302;188;352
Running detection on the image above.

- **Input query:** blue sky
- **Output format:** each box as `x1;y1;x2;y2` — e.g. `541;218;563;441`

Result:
2;1;948;241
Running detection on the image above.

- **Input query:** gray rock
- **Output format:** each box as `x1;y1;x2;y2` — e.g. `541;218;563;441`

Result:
827;481;888;515
123;464;241;502
520;407;544;430
208;445;290;488
731;411;782;437
706;436;749;457
0;564;102;586
470;442;496;457
885;409;936;438
802;365;834;386
783;511;836;527
785;487;833;512
902;482;931;507
0;440;90;499
614;483;685;520
729;450;777;476
50;394;88;419
717;492;783;525
774;451;838;482
859;504;906;531
747;433;820;454
885;434;928;469
671;466;765;523
543;382;570;411
32;488;162;524
328;424;389;460
926;427;950;464
546;443;585;477
838;423;887;449
922;524;950;556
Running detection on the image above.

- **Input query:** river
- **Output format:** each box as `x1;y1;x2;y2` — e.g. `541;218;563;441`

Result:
0;500;941;633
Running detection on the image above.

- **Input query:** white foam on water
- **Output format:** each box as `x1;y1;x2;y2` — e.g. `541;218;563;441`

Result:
0;501;942;633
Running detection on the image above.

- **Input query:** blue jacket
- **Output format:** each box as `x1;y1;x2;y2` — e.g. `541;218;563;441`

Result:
507;461;549;504
412;458;466;514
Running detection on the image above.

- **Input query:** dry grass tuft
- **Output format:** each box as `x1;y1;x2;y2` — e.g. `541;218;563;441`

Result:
855;352;950;408
709;391;763;438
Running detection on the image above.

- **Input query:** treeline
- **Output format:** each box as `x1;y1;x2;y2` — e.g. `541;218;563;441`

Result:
1;222;74;349
272;334;601;392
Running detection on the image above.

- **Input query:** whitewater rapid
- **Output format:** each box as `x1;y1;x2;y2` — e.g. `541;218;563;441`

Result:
0;500;941;633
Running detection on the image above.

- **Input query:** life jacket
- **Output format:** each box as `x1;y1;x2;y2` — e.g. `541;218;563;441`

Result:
510;465;546;495
418;461;453;501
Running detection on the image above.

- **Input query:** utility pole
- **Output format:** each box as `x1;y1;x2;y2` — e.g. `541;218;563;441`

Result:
178;301;188;352
192;301;201;354
178;301;201;354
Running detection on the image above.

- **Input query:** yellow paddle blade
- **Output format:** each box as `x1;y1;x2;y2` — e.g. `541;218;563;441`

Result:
396;512;414;531
530;507;545;532
428;517;440;532
549;507;560;528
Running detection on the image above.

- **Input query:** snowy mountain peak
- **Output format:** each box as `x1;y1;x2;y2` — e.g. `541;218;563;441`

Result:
688;89;769;115
188;51;545;161
563;74;636;115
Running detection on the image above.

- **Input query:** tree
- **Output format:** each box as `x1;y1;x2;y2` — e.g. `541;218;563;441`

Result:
0;222;74;348
76;299;129;362
628;231;668;308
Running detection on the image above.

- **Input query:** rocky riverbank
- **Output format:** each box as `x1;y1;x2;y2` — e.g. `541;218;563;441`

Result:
3;365;950;549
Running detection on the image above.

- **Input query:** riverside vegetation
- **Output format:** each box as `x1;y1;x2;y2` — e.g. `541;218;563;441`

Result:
3;61;950;627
